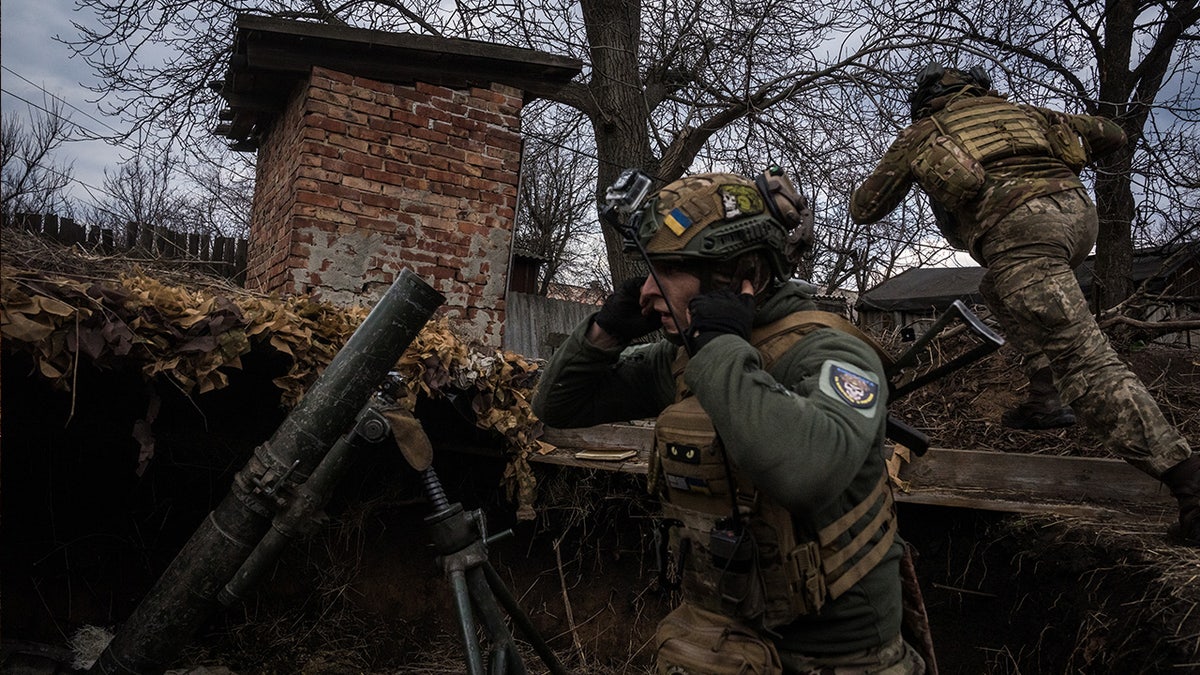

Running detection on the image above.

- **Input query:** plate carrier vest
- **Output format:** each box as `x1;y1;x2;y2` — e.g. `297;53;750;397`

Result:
933;99;1053;165
653;310;898;629
911;98;1061;216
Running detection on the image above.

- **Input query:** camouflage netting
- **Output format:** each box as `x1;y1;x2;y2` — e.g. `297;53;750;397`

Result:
0;228;545;518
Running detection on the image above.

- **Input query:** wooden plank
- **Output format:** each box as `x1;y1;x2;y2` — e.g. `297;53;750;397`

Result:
532;425;1176;513
533;451;649;475
536;424;653;474
896;447;1174;508
541;423;655;453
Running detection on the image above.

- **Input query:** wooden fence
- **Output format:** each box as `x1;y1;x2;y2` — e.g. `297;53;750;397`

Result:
504;292;601;359
505;288;857;360
3;212;249;284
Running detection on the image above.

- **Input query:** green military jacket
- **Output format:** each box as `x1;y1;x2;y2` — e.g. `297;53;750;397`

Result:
850;93;1125;257
532;282;903;655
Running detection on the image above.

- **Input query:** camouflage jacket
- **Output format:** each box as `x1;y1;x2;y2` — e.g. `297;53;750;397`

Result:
850;94;1126;256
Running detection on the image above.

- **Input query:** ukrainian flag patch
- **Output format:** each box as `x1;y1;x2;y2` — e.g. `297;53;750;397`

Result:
664;207;692;236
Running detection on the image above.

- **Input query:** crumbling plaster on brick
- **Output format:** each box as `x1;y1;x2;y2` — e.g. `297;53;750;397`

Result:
246;67;526;348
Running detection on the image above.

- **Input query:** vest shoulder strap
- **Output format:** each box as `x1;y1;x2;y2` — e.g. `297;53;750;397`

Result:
670;310;892;399
751;310;894;372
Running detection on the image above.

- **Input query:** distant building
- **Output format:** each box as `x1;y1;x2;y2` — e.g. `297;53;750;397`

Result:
857;244;1199;346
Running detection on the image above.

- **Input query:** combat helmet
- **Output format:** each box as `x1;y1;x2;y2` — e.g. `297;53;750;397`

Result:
908;63;993;121
625;169;813;282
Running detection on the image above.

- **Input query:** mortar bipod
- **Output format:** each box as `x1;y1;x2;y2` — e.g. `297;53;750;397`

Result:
396;443;569;675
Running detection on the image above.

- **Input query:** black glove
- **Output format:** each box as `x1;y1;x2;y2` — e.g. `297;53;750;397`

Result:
688;289;755;351
594;277;660;342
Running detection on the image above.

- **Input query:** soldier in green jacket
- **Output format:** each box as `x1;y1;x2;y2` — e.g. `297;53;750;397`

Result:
850;64;1199;547
534;171;926;674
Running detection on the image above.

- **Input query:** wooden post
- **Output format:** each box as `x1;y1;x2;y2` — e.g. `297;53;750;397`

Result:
44;214;60;240
138;222;153;253
60;218;83;247
16;212;41;233
215;236;232;276
234;238;248;285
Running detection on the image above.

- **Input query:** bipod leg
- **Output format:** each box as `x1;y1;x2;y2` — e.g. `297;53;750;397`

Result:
482;561;571;675
466;566;526;675
449;567;487;675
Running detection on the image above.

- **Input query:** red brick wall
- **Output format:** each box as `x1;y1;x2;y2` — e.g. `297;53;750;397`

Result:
246;66;525;347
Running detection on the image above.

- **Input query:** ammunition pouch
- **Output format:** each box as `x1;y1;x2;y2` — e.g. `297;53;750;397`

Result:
655;601;783;675
910;132;985;212
1045;119;1087;173
657;396;733;515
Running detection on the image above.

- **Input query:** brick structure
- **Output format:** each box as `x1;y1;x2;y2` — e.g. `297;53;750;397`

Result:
248;67;526;342
215;16;580;347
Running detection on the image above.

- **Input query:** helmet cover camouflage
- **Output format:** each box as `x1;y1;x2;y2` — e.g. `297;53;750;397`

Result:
630;172;801;280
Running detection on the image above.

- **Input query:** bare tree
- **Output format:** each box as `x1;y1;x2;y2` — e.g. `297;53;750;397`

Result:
178;151;256;239
64;0;937;285
513;105;601;295
86;146;190;243
1;96;76;218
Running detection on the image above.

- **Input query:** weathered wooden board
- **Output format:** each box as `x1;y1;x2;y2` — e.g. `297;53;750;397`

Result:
535;424;1175;516
895;446;1174;512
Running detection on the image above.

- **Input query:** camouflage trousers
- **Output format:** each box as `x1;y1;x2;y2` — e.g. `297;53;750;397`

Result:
974;188;1192;478
778;635;925;675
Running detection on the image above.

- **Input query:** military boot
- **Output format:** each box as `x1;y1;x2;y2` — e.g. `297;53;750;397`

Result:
1002;367;1076;430
1162;455;1200;546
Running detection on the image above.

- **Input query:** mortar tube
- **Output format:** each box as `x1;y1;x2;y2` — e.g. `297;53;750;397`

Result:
89;269;444;674
216;402;381;606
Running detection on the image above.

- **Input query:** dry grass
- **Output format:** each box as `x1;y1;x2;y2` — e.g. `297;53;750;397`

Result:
997;512;1200;671
884;324;1200;459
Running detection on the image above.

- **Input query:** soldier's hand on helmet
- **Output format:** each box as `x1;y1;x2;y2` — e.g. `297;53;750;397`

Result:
688;282;755;351
593;277;660;343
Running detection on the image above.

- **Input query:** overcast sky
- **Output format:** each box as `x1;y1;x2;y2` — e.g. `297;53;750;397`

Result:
2;0;132;206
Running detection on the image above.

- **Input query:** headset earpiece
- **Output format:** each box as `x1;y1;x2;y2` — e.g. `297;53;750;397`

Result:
968;65;992;90
756;167;814;267
756;168;802;227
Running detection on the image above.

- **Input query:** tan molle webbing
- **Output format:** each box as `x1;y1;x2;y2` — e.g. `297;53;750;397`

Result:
817;472;897;599
751;310;894;372
936;102;1052;163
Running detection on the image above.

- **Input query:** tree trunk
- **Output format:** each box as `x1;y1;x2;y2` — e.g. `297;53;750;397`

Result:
1091;144;1136;310
580;0;655;284
1089;0;1138;310
1090;0;1199;309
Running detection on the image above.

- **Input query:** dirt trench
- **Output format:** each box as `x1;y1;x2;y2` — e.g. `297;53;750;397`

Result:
3;347;1199;674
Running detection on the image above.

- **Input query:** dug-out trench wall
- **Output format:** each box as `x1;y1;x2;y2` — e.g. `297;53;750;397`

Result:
2;350;1197;673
